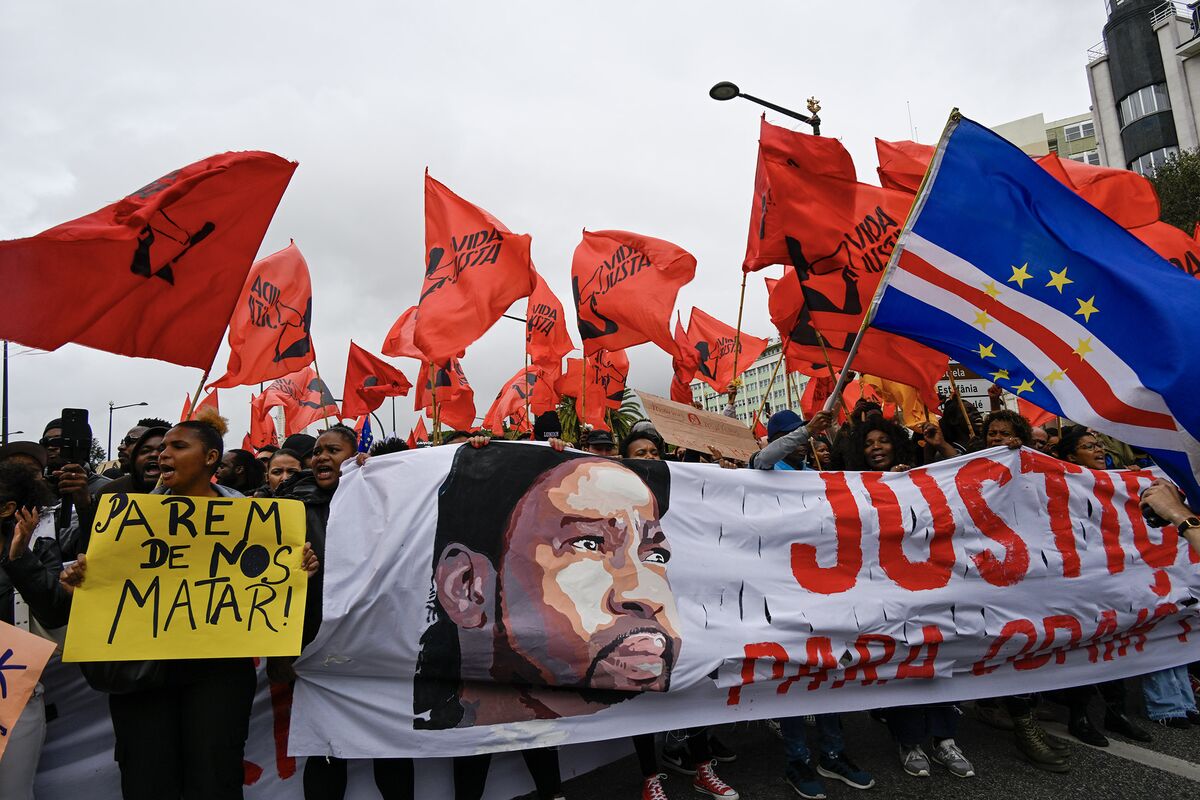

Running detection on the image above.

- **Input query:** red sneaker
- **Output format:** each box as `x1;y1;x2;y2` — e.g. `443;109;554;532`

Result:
642;773;669;800
692;760;739;799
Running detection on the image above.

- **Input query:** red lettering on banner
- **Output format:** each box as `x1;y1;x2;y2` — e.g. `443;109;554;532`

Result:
1086;610;1119;662
832;634;896;688
1123;474;1179;568
791;472;863;594
1091;472;1126;574
1179;618;1194;643
955;458;1029;586
896;625;944;679
972;618;1038;675
778;637;838;693
868;471;954;591
1042;615;1084;666
726;642;789;705
1020;451;1083;577
269;679;297;779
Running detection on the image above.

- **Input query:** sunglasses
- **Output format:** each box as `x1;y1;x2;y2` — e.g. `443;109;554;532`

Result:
39;437;69;449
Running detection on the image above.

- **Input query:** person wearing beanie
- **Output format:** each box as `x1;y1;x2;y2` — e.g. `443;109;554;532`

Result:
749;409;833;470
281;433;317;468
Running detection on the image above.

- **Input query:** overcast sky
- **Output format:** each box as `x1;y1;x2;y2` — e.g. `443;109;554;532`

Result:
0;1;1108;451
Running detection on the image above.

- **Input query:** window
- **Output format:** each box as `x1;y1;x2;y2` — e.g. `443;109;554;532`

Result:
1063;121;1095;142
1130;146;1179;176
1119;84;1171;127
1069;150;1101;166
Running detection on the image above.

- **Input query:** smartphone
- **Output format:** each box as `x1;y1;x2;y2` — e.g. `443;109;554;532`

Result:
59;407;90;466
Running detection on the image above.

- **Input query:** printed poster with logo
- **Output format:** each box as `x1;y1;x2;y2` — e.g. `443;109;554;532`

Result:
290;442;1200;758
63;494;308;661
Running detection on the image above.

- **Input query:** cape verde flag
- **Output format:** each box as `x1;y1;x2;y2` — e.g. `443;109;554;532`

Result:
868;113;1200;501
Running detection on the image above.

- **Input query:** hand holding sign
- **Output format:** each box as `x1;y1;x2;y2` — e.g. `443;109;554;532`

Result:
63;494;308;662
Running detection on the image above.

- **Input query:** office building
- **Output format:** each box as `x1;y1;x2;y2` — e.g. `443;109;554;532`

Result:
690;338;811;423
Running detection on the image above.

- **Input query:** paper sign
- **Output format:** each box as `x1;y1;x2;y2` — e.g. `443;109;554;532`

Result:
0;621;56;758
63;494;308;662
636;390;759;461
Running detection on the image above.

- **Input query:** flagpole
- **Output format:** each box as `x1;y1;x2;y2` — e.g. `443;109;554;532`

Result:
785;367;794;409
947;370;977;439
750;348;785;431
814;332;852;421
523;353;532;431
820;109;961;412
312;358;334;429
428;363;442;444
391;396;397;438
187;367;213;421
579;354;587;437
731;272;748;397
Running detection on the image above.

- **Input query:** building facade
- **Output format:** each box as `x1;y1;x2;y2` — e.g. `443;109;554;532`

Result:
992;112;1101;165
1087;0;1200;174
690;338;811;423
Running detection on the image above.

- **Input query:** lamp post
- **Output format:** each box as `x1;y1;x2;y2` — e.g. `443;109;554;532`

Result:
107;401;149;460
709;81;821;134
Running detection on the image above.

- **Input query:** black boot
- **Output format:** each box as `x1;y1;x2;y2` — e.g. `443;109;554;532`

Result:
1104;707;1152;743
1012;714;1070;773
1069;713;1109;747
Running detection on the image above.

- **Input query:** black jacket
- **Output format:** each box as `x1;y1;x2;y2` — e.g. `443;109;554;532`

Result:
272;470;333;647
0;516;72;630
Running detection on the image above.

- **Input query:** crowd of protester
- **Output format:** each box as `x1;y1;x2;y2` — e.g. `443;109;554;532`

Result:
0;381;1197;800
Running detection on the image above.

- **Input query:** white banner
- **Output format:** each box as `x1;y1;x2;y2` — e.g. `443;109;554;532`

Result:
288;442;1200;758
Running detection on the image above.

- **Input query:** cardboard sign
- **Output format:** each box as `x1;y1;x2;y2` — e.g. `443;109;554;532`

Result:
635;390;759;462
0;621;56;758
63;494;308;662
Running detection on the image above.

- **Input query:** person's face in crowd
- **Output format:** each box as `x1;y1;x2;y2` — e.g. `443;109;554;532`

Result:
1031;427;1049;452
812;438;831;464
497;459;681;693
864;429;896;470
132;434;163;485
585;442;617;458
41;426;66;471
624;438;660;460
311;433;355;491
256;451;273;470
969;409;985;434
986;420;1018;448
117;426;147;471
215;452;244;489
267;453;302;491
1067;433;1107;470
157;428;218;493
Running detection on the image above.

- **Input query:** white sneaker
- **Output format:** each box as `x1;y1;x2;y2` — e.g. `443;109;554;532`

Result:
932;738;976;778
899;744;930;777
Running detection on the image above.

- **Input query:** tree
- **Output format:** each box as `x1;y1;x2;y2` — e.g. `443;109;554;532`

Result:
1150;148;1200;236
88;437;107;469
555;390;644;446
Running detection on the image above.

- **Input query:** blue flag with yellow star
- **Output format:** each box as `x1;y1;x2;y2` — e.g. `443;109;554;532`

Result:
868;113;1200;500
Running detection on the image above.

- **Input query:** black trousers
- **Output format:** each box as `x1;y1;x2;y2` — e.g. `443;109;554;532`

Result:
108;658;257;800
453;748;561;800
303;756;414;799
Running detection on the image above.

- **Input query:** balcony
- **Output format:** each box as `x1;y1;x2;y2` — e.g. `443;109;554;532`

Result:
1087;40;1108;63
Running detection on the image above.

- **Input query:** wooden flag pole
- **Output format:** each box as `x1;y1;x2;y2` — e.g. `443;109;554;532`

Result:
731;272;749;385
186;367;213;421
946;370;976;439
578;354;587;439
785;367;795;409
428;363;442;445
523;353;532;433
750;348;786;431
814;332;852;422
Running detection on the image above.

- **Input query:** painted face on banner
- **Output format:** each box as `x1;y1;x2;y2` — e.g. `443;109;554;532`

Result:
496;459;681;694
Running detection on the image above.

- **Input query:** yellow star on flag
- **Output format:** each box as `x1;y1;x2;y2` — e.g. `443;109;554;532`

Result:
1044;369;1067;385
1074;295;1099;322
1073;337;1094;360
1013;378;1035;395
1008;263;1032;288
1046;267;1074;293
973;310;992;330
990;368;1010;381
975;342;996;359
982;281;1002;299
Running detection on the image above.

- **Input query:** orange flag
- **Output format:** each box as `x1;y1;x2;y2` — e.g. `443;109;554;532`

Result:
800;374;837;420
414;174;535;364
862;374;937;428
407;417;430;448
209;241;314;388
1017;397;1057;428
670;317;699;404
526;273;575;378
180;389;219;421
875;139;934;194
558;350;629;429
685;307;769;393
341;342;412;419
414;358;476;432
381;305;422;359
247;392;279;449
0;152;295;368
482;367;558;433
571;230;696;356
261;366;339;436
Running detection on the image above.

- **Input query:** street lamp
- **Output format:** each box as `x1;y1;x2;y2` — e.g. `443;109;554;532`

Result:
108;401;149;460
709;81;822;135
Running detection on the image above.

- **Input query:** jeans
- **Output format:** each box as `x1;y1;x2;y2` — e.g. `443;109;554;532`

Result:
1143;666;1198;721
780;715;844;764
886;705;957;747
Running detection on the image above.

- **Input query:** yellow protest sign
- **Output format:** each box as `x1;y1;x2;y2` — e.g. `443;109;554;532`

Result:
63;493;308;662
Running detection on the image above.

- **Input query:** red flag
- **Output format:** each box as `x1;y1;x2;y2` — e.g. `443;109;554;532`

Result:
669;317;699;404
684;308;769;393
248;393;279;449
753;418;768;439
414;174;535;364
571;230;695;356
800;374;837;420
0;152;295;368
341;342;412;419
414;358;476;432
875;139;935;194
482;367;557;432
262;366;340;436
381;305;423;360
1130;221;1200;279
180;389;219;422
209;241;314;388
1037;154;1160;228
558;350;629;429
526;273;575;377
406;418;429;449
1017;397;1057;428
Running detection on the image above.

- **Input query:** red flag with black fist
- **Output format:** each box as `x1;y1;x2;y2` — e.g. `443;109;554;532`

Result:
525;273;575;378
210;241;314;388
341;342;412;419
414;174;535;364
0;151;295;368
482;367;558;432
684;307;768;393
571;230;695;356
414;357;476;432
261;366;340;436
